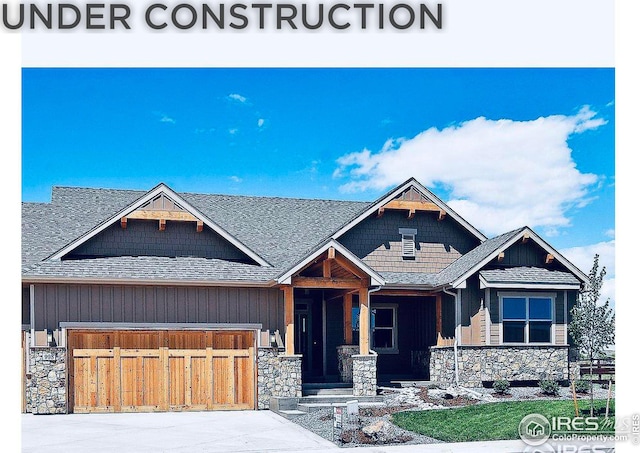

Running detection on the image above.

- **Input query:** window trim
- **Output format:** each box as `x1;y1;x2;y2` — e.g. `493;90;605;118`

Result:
370;303;399;354
498;292;555;345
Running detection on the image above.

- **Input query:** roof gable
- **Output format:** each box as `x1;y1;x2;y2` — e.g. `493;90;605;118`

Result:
442;226;589;288
276;239;385;287
47;183;271;266
330;178;487;243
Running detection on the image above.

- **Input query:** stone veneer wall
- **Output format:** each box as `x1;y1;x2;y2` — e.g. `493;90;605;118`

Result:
26;348;67;414
337;345;360;383
352;354;377;396
257;347;302;409
429;345;571;387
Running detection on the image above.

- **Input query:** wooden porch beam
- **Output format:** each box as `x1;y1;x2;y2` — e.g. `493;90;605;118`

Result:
333;254;368;279
343;293;353;345
359;287;370;355
384;200;441;212
126;209;200;222
291;276;363;289
327;247;336;260
323;260;332;278
283;286;294;355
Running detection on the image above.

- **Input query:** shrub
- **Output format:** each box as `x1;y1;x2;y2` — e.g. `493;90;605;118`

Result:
539;379;560;396
574;379;590;394
493;379;510;394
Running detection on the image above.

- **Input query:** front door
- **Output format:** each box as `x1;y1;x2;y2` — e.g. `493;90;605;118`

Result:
294;300;313;377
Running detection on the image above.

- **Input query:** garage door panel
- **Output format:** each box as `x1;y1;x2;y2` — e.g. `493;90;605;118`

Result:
70;331;255;413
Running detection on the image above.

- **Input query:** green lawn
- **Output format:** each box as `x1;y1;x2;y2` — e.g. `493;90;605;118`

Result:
392;399;615;442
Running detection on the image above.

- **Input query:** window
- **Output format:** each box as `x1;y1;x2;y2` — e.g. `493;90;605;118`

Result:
501;294;553;344
399;228;416;258
371;305;398;353
351;304;398;353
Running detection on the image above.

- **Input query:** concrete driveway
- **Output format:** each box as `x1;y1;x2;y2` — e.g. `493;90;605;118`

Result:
21;410;336;453
22;410;605;453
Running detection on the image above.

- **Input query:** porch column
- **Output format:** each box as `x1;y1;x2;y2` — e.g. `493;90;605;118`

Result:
358;287;369;355
343;292;353;345
283;286;294;355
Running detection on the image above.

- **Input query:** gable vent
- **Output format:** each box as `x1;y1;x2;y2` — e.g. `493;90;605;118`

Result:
399;228;417;258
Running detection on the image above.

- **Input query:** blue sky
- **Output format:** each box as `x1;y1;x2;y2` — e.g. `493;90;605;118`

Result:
22;68;615;300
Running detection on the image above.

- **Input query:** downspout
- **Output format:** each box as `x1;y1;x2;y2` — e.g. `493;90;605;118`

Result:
443;287;460;387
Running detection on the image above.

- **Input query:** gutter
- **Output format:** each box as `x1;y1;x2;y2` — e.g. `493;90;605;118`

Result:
442;287;460;387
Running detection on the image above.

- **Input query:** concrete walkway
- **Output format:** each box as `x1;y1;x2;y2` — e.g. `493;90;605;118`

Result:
21;410;613;453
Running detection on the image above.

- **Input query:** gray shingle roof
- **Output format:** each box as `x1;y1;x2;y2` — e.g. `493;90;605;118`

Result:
22;256;280;282
22;186;368;277
22;185;581;288
433;227;527;286
378;272;440;286
479;267;580;286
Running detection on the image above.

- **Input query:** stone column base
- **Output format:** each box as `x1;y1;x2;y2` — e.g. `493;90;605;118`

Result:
352;353;377;396
257;348;302;409
26;348;67;414
337;345;359;383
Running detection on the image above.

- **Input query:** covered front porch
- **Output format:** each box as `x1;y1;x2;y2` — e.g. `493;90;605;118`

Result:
277;241;442;394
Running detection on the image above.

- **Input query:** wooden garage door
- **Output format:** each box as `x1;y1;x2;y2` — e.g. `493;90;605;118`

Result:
68;330;255;413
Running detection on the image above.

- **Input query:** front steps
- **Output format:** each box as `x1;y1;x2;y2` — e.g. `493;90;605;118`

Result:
270;386;385;419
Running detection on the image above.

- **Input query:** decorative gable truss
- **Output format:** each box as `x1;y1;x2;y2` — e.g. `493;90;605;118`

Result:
47;183;270;266
119;193;204;232
377;186;447;221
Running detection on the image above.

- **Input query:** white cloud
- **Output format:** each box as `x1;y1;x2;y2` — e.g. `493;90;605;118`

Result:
257;118;265;127
229;128;238;135
160;115;175;124
228;93;248;103
561;240;615;306
335;106;606;237
229;176;243;183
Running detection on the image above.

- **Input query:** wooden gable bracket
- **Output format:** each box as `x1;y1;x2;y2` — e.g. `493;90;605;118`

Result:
545;253;554;264
122;209;204;232
383;199;442;220
438;210;446;221
497;251;505;262
522;232;530;243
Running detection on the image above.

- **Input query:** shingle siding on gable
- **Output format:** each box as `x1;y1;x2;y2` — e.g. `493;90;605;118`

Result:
66;219;250;262
339;210;479;274
500;241;552;267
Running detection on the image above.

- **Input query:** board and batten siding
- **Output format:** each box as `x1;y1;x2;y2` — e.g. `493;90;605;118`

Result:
486;289;575;345
32;284;284;333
